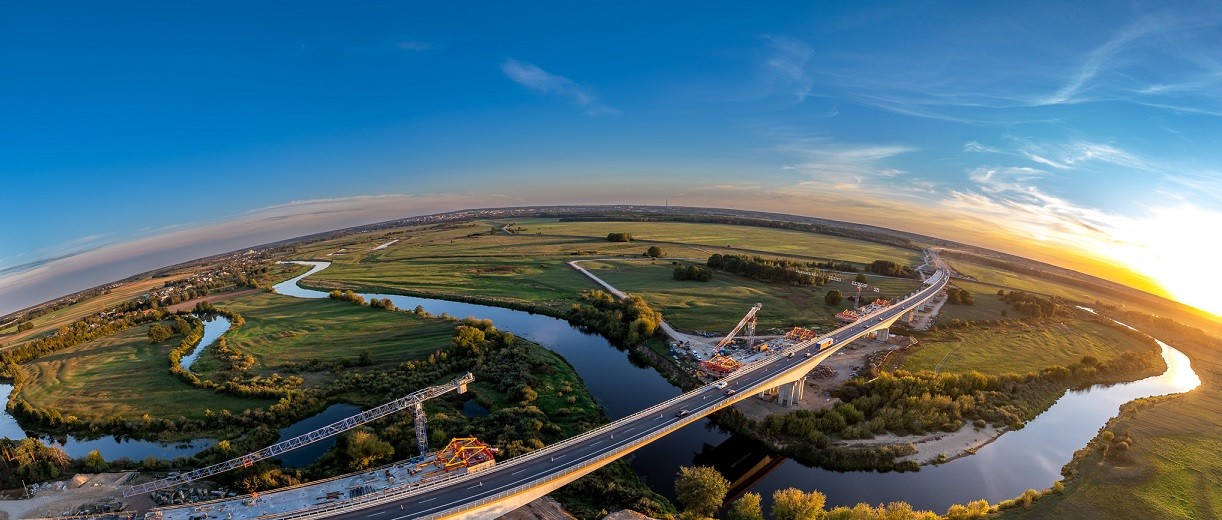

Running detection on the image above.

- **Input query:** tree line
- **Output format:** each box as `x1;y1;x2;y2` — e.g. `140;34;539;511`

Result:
673;264;712;282
706;254;827;286
866;260;917;278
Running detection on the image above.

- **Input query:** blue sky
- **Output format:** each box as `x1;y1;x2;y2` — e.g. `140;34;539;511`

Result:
2;1;1221;316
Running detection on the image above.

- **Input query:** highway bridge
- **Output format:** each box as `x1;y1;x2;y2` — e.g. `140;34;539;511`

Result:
207;269;948;520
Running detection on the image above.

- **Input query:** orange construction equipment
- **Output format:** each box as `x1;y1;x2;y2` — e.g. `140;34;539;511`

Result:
784;327;818;342
835;309;860;323
701;354;742;374
434;437;497;471
872;298;890;306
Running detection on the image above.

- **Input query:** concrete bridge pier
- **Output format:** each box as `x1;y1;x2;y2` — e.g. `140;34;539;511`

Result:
777;378;806;406
905;311;915;324
875;328;890;341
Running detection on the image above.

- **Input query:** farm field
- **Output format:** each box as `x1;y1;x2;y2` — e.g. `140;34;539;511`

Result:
891;319;1157;375
525;219;924;265
17;322;272;424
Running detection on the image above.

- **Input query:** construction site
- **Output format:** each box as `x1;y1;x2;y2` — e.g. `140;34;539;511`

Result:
152;437;495;520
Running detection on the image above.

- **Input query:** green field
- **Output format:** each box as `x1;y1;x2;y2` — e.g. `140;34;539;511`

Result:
580;259;922;333
17;322;272;423
526;220;924;265
194;292;458;378
934;280;1016;323
892;320;1155;375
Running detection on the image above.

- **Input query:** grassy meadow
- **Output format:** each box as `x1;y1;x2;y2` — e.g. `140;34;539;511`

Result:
193;292;458;380
891;319;1156;375
17;322;272;423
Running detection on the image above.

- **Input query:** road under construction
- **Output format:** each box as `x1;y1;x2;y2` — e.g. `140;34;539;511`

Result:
60;268;947;520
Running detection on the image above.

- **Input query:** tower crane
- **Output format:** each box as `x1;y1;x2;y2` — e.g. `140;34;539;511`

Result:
124;373;474;497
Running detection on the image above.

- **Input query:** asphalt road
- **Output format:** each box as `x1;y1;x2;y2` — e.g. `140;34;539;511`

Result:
325;271;948;520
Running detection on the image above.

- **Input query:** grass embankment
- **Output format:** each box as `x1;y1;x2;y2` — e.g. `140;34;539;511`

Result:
577;259;922;333
16;323;271;424
892;319;1156;375
1000;316;1222;520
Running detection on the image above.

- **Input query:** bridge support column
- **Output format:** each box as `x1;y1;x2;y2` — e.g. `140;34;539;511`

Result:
905;311;915;324
777;378;806;407
875;328;890;341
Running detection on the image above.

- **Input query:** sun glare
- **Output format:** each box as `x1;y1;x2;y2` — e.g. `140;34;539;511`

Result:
1104;206;1222;317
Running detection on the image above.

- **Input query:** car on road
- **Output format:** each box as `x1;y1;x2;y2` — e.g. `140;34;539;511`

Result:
712;381;727;389
724;389;737;396
675;409;690;417
804;352;812;357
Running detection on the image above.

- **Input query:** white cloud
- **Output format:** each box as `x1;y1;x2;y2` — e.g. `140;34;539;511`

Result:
777;141;916;180
500;58;618;116
761;35;815;102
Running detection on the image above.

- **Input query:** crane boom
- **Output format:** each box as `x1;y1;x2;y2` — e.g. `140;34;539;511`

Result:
123;373;474;498
715;303;762;349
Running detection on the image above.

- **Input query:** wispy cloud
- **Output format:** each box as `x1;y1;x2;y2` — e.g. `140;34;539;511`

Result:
500;58;618;116
777;140;916;181
760;35;815;102
1037;12;1222;111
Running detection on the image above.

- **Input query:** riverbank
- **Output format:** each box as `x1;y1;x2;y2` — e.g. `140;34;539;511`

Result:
842;424;1003;464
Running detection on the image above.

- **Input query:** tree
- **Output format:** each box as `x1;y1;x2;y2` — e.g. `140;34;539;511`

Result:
726;492;765;520
17;322;34;331
344;430;394;469
358;349;374;366
674;466;730;518
646;245;666;258
147;323;172;343
854;273;869;283
772;487;826;520
824;290;843;306
606;232;633;242
82;450;107;473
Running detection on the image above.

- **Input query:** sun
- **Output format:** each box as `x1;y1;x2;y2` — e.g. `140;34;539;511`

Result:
1105;206;1222;318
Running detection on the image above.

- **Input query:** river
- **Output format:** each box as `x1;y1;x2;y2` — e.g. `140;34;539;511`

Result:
269;261;1201;512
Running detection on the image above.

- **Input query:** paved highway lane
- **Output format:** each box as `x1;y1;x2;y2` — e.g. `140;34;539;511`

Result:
322;273;948;519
